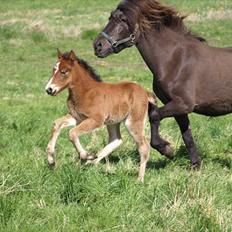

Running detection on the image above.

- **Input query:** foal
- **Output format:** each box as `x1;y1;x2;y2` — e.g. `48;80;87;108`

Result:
45;49;156;181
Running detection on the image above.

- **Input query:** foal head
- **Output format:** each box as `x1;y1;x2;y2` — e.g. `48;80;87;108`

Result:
45;49;77;96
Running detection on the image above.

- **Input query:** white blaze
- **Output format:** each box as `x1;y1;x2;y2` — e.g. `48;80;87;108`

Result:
45;62;60;91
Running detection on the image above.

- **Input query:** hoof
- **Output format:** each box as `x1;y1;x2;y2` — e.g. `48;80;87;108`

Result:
86;153;97;160
48;161;55;169
191;159;201;170
159;144;173;160
85;159;98;165
80;152;96;160
150;140;174;159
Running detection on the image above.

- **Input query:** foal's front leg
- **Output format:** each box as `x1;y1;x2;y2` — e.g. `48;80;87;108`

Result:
47;114;77;167
69;118;103;160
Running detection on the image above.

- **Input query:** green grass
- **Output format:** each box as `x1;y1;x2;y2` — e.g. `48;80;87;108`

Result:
1;0;232;231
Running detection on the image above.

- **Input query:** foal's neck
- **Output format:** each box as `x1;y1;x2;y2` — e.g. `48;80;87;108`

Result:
68;62;99;101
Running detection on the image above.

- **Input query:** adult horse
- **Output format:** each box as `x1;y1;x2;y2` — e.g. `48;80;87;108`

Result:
94;0;232;168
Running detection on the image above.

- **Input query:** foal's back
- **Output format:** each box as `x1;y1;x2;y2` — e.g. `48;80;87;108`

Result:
87;81;150;124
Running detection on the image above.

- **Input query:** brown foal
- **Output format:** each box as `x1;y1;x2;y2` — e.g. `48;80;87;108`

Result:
45;49;156;182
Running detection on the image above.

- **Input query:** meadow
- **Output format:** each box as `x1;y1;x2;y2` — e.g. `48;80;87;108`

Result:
0;0;232;231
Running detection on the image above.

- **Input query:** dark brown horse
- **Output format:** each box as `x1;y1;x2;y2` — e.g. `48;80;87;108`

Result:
94;0;232;168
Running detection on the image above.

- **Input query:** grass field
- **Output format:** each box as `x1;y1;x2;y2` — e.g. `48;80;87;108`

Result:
1;0;232;231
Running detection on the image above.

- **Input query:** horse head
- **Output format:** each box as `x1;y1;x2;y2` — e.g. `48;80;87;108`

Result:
45;49;77;96
94;7;139;58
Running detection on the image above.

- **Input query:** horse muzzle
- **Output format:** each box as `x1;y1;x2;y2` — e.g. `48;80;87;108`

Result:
45;86;58;96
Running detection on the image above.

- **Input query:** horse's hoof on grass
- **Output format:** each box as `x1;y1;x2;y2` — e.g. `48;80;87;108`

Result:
48;162;56;170
191;160;201;170
150;140;174;160
162;144;174;160
86;153;97;160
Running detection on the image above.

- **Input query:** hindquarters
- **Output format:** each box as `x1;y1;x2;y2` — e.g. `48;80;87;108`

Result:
116;83;152;181
125;107;150;182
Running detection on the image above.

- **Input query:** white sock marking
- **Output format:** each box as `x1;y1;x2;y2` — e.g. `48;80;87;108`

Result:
95;139;123;162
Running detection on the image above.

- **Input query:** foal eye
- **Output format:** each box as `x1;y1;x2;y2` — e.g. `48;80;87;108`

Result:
60;70;68;75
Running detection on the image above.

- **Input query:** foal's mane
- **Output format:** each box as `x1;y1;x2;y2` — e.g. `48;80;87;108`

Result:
118;0;206;42
62;52;102;82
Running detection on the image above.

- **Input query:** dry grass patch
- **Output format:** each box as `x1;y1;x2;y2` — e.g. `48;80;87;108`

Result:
187;10;232;22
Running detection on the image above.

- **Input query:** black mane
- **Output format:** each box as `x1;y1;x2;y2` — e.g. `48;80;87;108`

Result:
62;52;102;82
118;0;206;43
77;58;102;82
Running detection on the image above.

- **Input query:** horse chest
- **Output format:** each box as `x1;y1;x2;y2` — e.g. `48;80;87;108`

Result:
67;100;87;122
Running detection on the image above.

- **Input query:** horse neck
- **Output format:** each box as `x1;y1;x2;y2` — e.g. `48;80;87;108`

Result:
136;28;183;79
68;62;99;102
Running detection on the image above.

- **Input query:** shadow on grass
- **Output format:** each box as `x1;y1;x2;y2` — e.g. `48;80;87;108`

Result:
146;158;170;170
211;156;232;169
106;149;171;170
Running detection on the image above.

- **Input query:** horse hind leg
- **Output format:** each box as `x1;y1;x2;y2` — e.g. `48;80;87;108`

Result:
125;116;150;182
175;114;201;168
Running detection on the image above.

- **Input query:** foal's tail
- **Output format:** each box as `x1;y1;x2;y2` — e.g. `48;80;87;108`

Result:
147;91;157;106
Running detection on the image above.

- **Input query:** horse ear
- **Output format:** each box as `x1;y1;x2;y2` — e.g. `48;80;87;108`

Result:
69;50;77;61
57;48;62;59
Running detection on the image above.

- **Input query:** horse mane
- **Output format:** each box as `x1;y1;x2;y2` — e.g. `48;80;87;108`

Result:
118;0;206;42
62;52;102;82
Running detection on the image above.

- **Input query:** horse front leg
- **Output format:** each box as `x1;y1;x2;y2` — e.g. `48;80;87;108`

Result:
148;103;173;159
158;99;194;120
175;115;201;168
47;114;77;167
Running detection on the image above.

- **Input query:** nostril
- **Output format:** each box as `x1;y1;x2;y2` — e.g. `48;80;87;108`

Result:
46;87;53;95
97;42;102;51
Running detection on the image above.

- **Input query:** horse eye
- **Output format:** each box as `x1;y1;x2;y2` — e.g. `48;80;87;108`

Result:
61;70;68;75
121;17;127;23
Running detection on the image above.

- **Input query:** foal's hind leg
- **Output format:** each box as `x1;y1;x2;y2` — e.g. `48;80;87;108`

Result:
125;117;150;182
87;123;122;164
47;114;77;167
149;103;173;159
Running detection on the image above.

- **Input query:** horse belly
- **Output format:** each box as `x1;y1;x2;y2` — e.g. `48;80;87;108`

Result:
104;102;129;125
194;102;232;116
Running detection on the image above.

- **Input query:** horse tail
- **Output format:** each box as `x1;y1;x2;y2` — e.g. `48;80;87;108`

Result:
147;91;157;106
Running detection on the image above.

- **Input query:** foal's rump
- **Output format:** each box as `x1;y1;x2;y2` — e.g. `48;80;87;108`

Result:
102;81;155;123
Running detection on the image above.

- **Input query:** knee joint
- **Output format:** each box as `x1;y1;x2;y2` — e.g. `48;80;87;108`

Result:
69;130;77;141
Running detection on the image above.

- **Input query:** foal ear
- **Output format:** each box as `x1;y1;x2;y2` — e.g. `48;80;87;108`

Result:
69;50;77;62
57;48;62;59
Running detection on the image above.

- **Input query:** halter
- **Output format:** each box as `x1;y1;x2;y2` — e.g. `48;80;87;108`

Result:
101;24;139;48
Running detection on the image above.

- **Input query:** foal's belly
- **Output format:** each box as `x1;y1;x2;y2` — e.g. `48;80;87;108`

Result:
104;114;127;125
194;102;232;116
